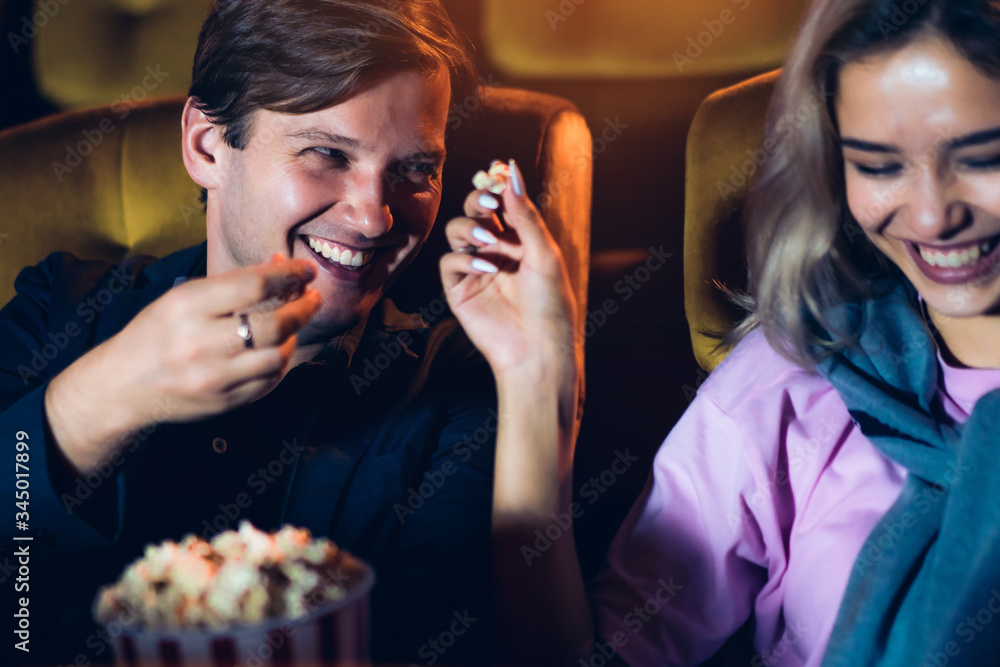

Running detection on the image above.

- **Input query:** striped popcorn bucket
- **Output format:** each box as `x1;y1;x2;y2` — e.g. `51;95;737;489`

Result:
103;558;375;667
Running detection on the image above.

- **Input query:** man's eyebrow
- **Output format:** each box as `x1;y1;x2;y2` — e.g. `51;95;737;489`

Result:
287;129;445;161
405;149;447;162
944;126;1000;150
839;138;899;153
288;129;362;148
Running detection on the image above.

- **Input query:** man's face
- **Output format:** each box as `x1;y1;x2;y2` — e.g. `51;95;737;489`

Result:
206;68;451;345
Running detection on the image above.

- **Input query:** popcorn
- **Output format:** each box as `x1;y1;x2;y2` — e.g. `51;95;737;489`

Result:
472;159;511;194
95;521;352;630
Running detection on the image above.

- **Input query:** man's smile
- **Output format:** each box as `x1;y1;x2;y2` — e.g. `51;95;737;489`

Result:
303;233;377;269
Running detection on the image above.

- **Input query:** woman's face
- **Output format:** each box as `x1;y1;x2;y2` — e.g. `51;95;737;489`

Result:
838;35;1000;320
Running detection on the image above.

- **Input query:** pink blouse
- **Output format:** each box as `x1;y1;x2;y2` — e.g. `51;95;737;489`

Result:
588;329;1000;666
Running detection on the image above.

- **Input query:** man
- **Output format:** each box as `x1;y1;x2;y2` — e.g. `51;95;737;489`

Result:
0;1;494;664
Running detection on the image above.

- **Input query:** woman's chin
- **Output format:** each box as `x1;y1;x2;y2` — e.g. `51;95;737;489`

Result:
919;285;1000;322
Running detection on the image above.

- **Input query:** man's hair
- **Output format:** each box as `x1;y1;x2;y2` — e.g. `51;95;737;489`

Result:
189;0;477;150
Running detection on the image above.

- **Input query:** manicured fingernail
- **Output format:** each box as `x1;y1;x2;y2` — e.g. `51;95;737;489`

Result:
471;258;498;274
478;193;499;210
472;227;498;245
509;159;524;197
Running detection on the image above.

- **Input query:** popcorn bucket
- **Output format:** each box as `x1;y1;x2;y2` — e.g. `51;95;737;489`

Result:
94;523;376;667
104;556;374;667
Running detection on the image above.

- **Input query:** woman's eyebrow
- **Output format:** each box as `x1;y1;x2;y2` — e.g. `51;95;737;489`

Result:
839;138;898;153
840;127;1000;154
944;126;1000;150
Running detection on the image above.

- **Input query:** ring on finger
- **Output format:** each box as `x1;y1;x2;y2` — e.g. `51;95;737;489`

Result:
453;245;479;256
236;313;254;349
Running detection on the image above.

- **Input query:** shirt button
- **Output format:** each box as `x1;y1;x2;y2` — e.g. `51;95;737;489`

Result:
212;437;228;454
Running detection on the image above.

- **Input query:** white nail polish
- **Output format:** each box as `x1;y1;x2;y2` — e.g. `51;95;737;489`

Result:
478;193;499;210
471;258;498;274
509;159;524;197
472;227;498;245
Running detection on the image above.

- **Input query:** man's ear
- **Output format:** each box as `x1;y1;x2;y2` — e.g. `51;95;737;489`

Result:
181;97;224;191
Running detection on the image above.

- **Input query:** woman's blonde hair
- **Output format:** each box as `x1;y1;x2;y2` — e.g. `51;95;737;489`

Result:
729;0;1000;367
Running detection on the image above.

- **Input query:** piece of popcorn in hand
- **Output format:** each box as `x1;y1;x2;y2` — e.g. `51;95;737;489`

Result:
472;160;510;195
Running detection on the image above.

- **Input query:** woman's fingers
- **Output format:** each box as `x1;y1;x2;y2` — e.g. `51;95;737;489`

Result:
499;160;567;273
463;187;505;221
440;250;499;292
499;161;540;233
444;216;501;252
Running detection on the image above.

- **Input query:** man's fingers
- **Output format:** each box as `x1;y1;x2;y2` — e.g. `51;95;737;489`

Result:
218;374;286;410
265;289;322;344
224;345;293;390
189;258;318;316
219;290;321;353
217;336;297;399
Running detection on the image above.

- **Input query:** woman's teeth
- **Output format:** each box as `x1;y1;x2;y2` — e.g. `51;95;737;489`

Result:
918;239;998;269
919;244;982;268
306;236;372;268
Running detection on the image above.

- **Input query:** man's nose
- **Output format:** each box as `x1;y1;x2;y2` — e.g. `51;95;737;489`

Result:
341;168;393;237
901;168;969;240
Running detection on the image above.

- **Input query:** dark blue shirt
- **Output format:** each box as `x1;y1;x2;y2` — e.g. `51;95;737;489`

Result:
0;244;495;666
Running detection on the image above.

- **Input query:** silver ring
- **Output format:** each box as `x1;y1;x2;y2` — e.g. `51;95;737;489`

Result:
236;313;253;349
453;245;479;256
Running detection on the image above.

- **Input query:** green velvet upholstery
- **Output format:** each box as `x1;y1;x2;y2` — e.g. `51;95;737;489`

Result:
684;69;778;372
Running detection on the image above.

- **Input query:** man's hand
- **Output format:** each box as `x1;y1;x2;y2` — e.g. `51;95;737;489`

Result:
45;256;320;473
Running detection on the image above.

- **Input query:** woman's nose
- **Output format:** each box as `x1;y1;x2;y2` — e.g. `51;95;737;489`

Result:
899;168;970;241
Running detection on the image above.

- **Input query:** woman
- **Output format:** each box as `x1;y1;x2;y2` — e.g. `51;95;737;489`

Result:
441;0;1000;664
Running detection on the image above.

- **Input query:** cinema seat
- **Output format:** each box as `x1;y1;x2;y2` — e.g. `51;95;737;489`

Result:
684;69;779;372
0;88;592;351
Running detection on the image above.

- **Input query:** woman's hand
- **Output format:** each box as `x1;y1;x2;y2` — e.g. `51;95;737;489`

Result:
442;162;594;666
440;160;578;380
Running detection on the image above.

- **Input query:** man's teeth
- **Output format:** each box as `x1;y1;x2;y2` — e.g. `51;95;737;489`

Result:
919;242;990;268
306;237;371;268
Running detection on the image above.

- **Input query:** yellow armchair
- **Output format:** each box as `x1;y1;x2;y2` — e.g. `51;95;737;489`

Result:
684;70;778;372
0;89;592;339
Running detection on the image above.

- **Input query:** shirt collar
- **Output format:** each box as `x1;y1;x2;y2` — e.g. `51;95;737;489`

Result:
324;298;430;368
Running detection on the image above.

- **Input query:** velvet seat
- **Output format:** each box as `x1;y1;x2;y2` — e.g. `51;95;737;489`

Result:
0;88;592;348
684;69;779;371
